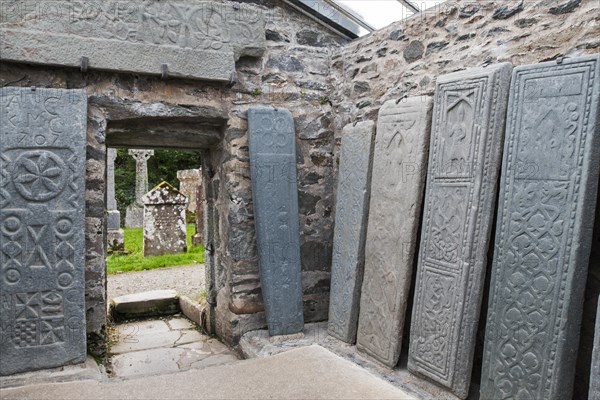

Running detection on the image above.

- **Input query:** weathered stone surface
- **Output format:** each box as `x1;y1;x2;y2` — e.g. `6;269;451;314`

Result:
0;87;87;375
125;149;153;228
193;176;205;246
0;1;266;82
142;182;188;257
111;290;179;321
407;63;513;398
327;121;375;344
106;148;123;251
591;298;600;400
356;96;433;367
481;54;600;400
248;107;304;336
177;169;202;213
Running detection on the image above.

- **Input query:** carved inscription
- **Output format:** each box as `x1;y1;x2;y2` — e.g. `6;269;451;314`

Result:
356;96;432;367
248;107;303;336
408;64;513;399
0;87;87;376
0;1;266;82
328;121;375;343
481;55;600;400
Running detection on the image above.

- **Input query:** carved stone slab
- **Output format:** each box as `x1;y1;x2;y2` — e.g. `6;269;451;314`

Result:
248;107;304;336
328;121;376;344
356;96;433;367
0;1;266;82
0;87;87;375
408;63;512;398
142;182;188;257
481;54;600;400
591;298;600;400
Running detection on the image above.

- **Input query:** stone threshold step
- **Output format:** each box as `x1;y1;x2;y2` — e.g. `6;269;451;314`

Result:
110;290;180;321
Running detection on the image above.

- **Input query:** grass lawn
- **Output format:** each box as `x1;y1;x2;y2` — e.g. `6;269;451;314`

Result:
107;224;204;274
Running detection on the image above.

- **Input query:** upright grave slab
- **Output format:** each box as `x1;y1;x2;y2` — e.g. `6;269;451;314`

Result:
248;107;304;336
0;87;87;375
591;298;600;400
408;63;513;398
125;149;153;228
481;54;600;400
356;96;433;367
142;182;188;257
328;121;376;343
106;148;124;250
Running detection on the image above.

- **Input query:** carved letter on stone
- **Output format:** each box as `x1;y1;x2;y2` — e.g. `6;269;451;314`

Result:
328;121;376;344
356;96;432;367
407;63;512;399
0;1;266;83
248;107;304;336
0;87;87;375
481;54;600;400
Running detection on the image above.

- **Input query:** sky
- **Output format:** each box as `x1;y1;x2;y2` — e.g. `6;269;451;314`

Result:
339;0;445;32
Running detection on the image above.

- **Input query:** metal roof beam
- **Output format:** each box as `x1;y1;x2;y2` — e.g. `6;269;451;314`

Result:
321;0;376;32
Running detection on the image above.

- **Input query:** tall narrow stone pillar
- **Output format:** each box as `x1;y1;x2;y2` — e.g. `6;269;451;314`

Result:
106;148;124;249
125;149;154;228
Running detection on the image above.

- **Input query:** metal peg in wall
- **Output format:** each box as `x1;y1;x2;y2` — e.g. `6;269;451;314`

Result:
80;56;89;72
161;64;169;80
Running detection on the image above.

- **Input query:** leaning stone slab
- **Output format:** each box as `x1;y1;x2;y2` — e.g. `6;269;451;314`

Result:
481;54;600;400
248;107;304;336
408;63;513;398
356;96;433;367
0;1;266;83
0;87;87;376
111;290;180;321
591;298;600;400
328;121;376;344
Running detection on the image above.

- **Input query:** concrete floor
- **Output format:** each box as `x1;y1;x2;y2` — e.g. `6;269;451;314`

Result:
1;346;416;400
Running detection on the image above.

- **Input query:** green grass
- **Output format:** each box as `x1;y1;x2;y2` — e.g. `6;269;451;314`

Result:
107;224;204;274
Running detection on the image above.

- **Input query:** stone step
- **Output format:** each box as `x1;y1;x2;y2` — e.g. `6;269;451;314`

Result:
110;290;180;321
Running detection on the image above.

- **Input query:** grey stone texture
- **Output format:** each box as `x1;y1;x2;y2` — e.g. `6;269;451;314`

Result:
110;290;180;321
327;121;376;344
0;87;87;375
408;63;513;398
592;298;600;400
481;54;600;400
0;1;266;82
248;107;304;336
142;182;188;257
356;96;433;367
177;169;202;212
106;148;123;250
125;149;154;228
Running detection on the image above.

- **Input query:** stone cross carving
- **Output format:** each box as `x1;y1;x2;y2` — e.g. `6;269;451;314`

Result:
129;149;154;205
248;107;304;337
408;63;512;399
0;87;87;376
356;96;432;367
481;54;600;400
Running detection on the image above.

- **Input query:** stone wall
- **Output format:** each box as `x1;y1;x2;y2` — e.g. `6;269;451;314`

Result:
1;0;346;354
329;0;600;395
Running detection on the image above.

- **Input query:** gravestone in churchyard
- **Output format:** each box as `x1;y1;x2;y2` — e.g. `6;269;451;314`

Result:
193;177;205;246
591;298;600;400
481;54;600;400
0;1;266;83
0;87;87;375
408;63;512;399
328;121;376;343
356;96;433;367
142;182;188;257
106;148;124;250
248;107;304;336
125;149;154;228
177;169;202;213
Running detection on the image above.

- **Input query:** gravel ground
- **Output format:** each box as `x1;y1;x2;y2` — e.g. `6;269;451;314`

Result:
108;264;206;300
